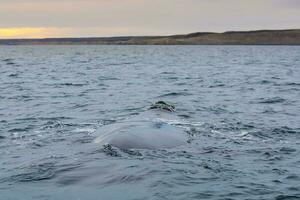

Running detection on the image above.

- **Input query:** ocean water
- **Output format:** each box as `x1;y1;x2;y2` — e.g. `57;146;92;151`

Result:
0;45;299;200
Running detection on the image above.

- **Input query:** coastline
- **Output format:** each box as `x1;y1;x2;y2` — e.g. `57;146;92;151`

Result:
0;29;300;45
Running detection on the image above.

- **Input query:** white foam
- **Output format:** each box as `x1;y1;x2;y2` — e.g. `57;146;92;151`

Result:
73;128;96;134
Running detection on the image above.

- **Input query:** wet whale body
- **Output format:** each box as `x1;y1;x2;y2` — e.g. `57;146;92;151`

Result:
94;101;187;150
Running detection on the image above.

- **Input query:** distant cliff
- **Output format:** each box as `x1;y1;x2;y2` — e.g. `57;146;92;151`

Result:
1;29;300;45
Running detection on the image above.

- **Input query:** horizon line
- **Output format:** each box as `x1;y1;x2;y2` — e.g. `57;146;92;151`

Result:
0;28;299;40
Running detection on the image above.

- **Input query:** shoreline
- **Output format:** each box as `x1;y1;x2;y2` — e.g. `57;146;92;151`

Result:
1;29;300;45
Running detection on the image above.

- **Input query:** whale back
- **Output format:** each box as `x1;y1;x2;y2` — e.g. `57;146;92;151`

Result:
94;110;187;150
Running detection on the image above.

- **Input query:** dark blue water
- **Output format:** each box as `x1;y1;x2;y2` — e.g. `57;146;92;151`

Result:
0;45;299;200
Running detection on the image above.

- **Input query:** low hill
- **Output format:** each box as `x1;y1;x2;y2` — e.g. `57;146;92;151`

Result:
1;29;300;45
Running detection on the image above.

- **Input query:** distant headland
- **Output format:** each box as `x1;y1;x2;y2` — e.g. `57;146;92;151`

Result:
0;29;300;45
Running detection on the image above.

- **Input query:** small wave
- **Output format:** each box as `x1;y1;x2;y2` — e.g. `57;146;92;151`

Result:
16;116;73;122
97;83;109;87
71;104;89;109
262;108;277;114
166;76;179;80
178;114;192;119
105;174;145;185
175;82;188;86
272;126;299;135
160;71;176;75
275;82;300;87
245;131;271;140
258;80;274;84
106;62;136;66
7;95;32;100
8;125;35;133
78;60;90;63
241;126;300;140
5;61;16;65
59;83;87;87
1;58;16;65
97;76;120;81
8;73;19;77
209;83;226;88
157;92;192;98
29;142;45;149
2;58;14;62
6;162;81;183
8;162;56;183
207;106;228;114
284;82;300;86
258;97;286;104
286;174;300;181
275;195;300;200
279;147;297;154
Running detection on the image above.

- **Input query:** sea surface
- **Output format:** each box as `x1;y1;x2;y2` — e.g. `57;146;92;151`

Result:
0;45;299;200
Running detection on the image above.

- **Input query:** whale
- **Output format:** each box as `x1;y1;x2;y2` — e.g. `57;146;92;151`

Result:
94;101;188;150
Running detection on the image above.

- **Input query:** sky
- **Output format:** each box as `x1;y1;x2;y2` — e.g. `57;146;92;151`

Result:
0;0;299;39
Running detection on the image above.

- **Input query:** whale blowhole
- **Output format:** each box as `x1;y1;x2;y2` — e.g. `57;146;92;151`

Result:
149;101;175;112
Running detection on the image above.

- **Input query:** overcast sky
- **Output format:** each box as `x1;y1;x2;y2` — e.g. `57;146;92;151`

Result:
0;0;299;38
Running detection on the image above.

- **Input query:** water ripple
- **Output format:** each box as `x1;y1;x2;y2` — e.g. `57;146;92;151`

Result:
0;45;300;200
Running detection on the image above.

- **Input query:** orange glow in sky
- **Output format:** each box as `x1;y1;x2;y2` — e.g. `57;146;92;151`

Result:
0;28;53;39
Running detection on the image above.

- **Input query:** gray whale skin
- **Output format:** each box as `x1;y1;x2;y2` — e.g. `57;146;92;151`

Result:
94;102;187;150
